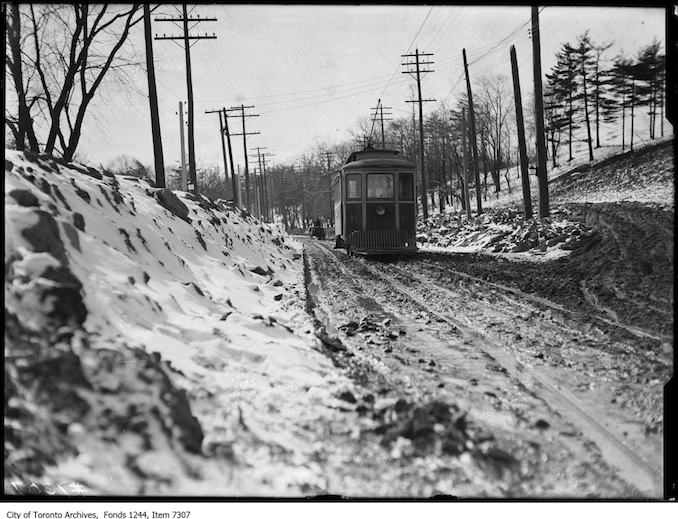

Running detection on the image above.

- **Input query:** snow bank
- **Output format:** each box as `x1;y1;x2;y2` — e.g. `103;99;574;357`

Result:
417;207;595;261
4;150;354;495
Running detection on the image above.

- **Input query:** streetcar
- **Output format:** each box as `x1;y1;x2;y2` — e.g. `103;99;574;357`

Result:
332;148;417;255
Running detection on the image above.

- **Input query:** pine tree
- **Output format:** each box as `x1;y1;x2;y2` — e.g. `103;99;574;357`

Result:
635;40;664;140
591;40;614;148
609;55;634;150
546;43;579;162
574;32;596;162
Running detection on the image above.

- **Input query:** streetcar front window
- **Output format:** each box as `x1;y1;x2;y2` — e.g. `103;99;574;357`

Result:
346;174;362;200
367;173;394;200
399;172;414;200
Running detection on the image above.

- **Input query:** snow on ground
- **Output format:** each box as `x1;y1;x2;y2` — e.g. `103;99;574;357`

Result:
417;137;673;260
417;207;595;262
4;150;355;495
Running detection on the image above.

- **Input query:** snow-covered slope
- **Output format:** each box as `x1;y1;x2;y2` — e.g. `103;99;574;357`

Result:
4;150;354;495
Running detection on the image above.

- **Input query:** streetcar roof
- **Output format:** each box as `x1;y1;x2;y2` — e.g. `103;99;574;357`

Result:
342;149;415;171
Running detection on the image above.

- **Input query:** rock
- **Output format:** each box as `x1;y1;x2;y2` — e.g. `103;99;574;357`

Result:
9;189;39;207
21;210;69;265
60;221;81;252
154;188;191;223
534;419;550;430
315;330;346;352
81;166;102;180
249;265;269;276
6;158;14;171
194;229;207;251
39;266;88;327
273;293;282;301
337;391;357;404
72;212;85;232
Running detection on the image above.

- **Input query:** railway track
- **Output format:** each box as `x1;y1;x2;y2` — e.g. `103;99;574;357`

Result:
308;239;663;497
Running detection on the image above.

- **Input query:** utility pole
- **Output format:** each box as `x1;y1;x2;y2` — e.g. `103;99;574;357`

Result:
530;6;550;218
370;100;393;149
262;153;274;222
178;101;188;191
402;48;435;220
356;135;371;149
250;147;264;220
293;165;307;228
155;5;217;194
461;108;471;219
143;4;165;187
250;147;274;221
321;150;334;224
510;45;533;220
205;108;231;198
221;108;238;206
463;48;482;215
228;105;260;212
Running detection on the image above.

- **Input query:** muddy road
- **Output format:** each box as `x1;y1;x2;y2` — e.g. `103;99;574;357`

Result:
302;237;665;498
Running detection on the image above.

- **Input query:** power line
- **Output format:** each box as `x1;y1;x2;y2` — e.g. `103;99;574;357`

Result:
378;6;435;102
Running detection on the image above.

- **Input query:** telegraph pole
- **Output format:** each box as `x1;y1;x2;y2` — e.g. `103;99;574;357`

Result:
250;147;273;221
370;100;393;149
321;150;335;224
463;48;482;215
261;152;274;222
402;48;435;220
530;6;550;218
205;108;231;198
155;5;217;194
510;45;533;220
228;105;259;211
143;4;165;187
293;165;307;227
461;108;471;219
178;101;188;191
222;108;238;206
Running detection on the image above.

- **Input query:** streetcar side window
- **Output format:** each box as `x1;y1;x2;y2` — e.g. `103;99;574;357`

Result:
399;172;414;200
346;174;362;200
367;173;394;200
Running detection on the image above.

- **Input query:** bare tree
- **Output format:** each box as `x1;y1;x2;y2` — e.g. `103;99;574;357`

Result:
6;4;145;161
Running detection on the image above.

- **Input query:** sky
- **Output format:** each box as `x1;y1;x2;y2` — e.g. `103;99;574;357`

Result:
69;4;667;173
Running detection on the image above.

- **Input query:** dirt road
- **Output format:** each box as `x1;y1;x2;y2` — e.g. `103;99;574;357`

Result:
302;237;665;497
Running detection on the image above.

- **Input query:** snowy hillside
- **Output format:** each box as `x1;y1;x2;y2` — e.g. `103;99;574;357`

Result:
4;150;356;495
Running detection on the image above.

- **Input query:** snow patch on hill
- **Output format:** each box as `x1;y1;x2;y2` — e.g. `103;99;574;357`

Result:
4;150;354;495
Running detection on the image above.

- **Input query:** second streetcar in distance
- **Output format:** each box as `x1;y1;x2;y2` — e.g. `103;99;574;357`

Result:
332;148;417;256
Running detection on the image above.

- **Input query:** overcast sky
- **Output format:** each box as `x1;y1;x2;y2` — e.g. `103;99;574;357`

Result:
75;4;666;172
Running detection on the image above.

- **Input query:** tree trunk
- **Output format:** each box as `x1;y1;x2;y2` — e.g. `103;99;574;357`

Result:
621;85;626;150
595;65;601;148
582;64;594;162
630;78;635;151
7;4;39;151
